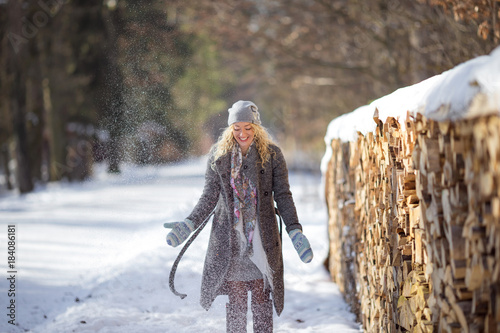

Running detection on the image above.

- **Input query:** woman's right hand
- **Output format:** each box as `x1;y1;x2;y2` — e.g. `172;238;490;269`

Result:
164;219;195;247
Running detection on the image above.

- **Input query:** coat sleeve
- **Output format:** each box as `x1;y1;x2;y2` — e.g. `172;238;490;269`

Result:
186;154;221;229
271;146;302;234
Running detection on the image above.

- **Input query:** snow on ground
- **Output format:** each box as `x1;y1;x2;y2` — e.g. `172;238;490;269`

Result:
0;158;361;333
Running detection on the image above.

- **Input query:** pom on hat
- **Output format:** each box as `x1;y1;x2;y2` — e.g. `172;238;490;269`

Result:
228;100;261;126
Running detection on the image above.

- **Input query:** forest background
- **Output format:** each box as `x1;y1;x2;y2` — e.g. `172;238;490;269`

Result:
1;0;499;194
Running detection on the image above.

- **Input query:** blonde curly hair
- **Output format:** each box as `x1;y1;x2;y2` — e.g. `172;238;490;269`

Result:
211;123;275;168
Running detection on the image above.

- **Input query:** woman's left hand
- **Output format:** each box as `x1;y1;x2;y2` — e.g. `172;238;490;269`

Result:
288;229;314;263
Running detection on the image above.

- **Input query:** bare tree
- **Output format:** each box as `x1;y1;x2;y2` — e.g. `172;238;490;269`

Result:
421;0;500;43
5;1;34;193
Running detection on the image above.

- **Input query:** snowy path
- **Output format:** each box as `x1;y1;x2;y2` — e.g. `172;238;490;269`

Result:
0;159;361;333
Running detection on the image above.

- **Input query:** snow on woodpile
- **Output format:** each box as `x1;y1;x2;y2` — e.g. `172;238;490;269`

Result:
322;46;500;174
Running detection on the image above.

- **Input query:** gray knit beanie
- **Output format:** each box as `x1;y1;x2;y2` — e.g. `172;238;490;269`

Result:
227;100;261;126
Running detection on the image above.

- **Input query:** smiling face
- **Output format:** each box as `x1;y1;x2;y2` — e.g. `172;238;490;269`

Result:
232;122;255;154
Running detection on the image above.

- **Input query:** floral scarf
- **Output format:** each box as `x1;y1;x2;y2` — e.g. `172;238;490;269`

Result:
230;144;258;256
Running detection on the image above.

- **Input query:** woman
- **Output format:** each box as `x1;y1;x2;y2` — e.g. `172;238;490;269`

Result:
164;100;313;333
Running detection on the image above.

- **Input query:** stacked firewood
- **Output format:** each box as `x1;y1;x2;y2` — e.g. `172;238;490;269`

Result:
324;139;360;316
413;114;500;332
325;111;500;332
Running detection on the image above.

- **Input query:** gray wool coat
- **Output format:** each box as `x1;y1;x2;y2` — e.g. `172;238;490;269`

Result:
186;143;302;316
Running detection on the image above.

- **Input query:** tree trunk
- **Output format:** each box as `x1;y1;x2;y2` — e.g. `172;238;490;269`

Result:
0;0;12;190
26;56;45;183
7;0;34;194
0;144;13;190
100;6;125;174
11;72;34;193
